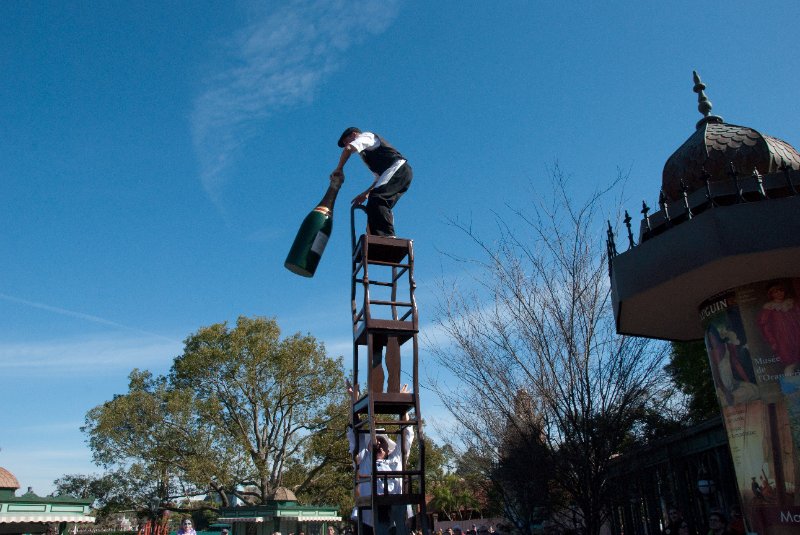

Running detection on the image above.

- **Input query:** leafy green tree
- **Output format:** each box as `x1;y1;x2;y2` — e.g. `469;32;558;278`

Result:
420;440;491;522
407;434;456;488
450;446;504;520
486;391;557;530
284;395;353;515
51;472;136;520
51;469;185;526
665;340;718;423
170;316;346;503
51;473;114;505
428;474;481;522
84;316;348;514
84;370;199;516
428;474;460;521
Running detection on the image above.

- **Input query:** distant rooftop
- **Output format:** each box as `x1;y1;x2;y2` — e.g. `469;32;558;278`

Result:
0;468;20;491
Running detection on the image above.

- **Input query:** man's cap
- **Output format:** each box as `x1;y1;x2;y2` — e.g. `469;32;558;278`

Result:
338;127;361;147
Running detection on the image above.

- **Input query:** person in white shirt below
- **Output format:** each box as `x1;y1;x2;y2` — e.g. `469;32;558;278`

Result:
178;520;196;535
333;128;413;238
346;382;414;535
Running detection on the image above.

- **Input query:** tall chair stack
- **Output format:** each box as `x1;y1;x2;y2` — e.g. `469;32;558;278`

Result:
349;206;428;535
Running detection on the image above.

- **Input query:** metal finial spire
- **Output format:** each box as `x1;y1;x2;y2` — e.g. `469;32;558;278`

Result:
693;71;712;117
692;70;723;129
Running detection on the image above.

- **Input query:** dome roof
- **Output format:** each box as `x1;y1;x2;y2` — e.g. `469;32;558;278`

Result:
270;487;297;501
661;72;800;201
0;467;20;490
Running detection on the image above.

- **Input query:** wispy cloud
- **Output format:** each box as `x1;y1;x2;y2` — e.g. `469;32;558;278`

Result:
0;292;182;374
0;293;178;343
321;335;352;359
0;334;181;376
190;0;400;209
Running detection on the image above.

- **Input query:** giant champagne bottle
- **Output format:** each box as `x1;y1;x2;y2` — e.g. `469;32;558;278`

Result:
284;173;344;277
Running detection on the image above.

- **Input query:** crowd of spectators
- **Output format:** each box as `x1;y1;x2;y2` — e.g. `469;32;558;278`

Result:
662;506;746;535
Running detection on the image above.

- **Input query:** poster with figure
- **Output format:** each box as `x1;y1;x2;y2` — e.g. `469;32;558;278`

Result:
721;401;772;501
700;278;800;534
757;282;800;376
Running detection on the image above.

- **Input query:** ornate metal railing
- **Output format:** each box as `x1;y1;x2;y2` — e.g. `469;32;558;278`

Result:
607;164;800;273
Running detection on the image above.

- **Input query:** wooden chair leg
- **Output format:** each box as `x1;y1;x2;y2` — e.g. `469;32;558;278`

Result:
370;341;385;394
386;337;401;393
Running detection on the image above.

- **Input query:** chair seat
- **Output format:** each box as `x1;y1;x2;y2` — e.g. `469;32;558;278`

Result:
354;235;413;264
354;319;417;346
356;494;426;507
352;392;416;415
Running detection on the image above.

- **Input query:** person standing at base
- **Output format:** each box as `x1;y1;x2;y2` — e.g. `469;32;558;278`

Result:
663;508;684;535
332;127;412;237
346;383;414;535
178;520;196;535
706;511;730;535
727;507;745;535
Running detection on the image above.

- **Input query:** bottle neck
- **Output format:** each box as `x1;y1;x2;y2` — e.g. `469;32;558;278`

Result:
317;174;344;213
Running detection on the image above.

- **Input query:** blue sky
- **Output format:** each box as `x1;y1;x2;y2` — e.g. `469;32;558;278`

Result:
2;1;800;495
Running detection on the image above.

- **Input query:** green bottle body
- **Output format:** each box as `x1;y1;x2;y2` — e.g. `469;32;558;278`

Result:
284;206;333;277
284;174;343;277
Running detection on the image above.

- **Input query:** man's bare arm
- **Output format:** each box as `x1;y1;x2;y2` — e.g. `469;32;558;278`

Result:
334;145;356;174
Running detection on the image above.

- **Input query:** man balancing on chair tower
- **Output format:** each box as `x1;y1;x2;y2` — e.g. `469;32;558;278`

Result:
332;127;413;238
333;128;412;394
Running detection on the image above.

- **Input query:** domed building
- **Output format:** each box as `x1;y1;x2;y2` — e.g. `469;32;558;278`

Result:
609;72;800;535
0;466;94;535
611;72;800;341
217;487;339;535
661;73;800;203
0;468;20;496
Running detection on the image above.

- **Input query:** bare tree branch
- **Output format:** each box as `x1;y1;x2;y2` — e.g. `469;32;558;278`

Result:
428;169;669;535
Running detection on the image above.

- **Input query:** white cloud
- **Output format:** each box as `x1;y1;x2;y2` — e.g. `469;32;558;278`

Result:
322;335;352;359
0;293;179;343
0;334;182;377
190;0;400;207
0;292;182;376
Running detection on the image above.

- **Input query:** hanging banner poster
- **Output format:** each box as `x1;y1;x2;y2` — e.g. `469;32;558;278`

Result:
699;278;800;535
